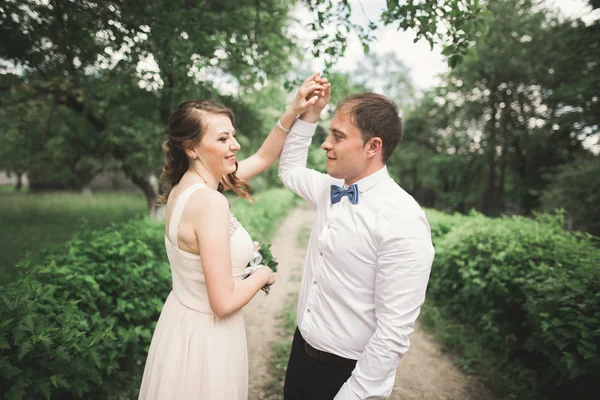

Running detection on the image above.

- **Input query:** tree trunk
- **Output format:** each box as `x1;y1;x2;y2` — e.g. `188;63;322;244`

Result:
482;150;499;215
15;173;23;192
481;100;500;216
125;167;160;219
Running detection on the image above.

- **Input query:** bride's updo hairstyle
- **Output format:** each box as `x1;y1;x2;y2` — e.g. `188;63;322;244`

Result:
160;100;252;203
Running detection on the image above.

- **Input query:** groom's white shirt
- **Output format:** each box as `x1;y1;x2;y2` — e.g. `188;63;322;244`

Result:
278;119;435;400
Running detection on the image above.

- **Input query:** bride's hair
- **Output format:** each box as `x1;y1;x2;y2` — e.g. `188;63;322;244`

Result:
159;100;252;204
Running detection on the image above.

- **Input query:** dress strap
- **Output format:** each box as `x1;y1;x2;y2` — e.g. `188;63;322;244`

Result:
168;183;206;248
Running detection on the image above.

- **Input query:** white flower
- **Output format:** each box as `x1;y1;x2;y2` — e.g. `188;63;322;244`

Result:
241;251;264;279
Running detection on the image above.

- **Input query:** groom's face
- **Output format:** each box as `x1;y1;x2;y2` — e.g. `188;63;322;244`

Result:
321;109;369;182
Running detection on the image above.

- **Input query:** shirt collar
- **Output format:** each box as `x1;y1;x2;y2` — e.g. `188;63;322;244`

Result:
349;165;390;193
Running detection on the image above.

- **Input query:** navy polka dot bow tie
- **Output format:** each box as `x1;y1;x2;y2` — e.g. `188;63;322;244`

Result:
330;184;359;205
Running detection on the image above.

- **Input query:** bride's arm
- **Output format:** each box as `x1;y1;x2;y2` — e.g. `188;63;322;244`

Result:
234;73;329;183
194;190;273;318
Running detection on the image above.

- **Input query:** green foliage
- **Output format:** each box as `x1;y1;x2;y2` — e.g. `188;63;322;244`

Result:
0;192;146;283
0;188;298;398
424;208;468;242
398;0;599;227
259;244;279;274
541;157;600;236
232;188;298;243
352;52;415;107
419;302;540;398
306;0;488;69
323;72;368;110
0;277;108;400
0;217;168;399
0;0;298;209
255;243;279;295
429;211;600;399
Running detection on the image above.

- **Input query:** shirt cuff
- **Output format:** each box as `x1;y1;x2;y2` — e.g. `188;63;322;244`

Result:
334;382;361;400
290;118;318;137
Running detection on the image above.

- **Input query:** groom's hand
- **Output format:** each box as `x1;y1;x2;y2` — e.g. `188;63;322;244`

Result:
287;73;327;121
301;75;331;123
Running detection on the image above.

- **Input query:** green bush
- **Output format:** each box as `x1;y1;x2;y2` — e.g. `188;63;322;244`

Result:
429;212;600;399
0;188;298;399
1;217;168;399
0;277;109;399
424;208;468;242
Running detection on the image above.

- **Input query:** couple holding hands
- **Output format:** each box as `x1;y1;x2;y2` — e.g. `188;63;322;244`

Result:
138;73;435;400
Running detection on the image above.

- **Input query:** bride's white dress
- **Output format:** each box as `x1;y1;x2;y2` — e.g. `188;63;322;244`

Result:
138;183;254;399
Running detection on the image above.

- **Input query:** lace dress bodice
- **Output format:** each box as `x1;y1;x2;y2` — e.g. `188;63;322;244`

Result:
164;184;254;314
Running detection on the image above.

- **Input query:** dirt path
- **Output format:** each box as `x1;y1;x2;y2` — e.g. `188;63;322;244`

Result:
392;325;495;400
244;204;494;400
244;205;314;400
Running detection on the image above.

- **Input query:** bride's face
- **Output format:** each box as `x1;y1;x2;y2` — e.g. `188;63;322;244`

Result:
194;113;240;177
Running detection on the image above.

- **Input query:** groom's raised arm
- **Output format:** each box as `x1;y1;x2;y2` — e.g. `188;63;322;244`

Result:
278;118;328;205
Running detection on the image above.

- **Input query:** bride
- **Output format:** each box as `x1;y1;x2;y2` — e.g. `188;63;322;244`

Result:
138;73;331;399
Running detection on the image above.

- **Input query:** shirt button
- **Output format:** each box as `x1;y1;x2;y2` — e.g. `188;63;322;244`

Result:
307;309;311;313
327;224;331;229
313;280;317;285
319;252;323;256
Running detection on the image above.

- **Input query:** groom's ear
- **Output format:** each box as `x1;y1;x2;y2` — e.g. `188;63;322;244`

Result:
365;137;382;159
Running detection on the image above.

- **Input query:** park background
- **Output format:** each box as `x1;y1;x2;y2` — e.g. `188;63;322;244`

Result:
1;0;599;399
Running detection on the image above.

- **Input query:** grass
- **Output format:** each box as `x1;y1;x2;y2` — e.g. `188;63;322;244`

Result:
0;190;146;283
0;184;27;194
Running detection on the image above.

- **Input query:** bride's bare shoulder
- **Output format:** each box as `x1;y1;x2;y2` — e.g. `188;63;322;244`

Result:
186;188;229;217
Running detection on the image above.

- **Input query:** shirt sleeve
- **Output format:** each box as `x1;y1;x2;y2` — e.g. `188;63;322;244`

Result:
335;217;435;399
278;118;329;205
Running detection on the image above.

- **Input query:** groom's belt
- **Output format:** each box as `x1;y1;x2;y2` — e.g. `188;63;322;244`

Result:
304;342;357;369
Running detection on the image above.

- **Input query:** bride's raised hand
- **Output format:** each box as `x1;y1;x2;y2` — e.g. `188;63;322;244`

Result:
288;73;327;116
305;75;330;116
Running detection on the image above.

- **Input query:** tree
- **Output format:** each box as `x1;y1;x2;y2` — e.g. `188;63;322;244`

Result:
0;74;41;191
541;157;600;236
353;51;415;108
306;0;490;69
397;88;485;211
394;0;599;224
0;0;297;214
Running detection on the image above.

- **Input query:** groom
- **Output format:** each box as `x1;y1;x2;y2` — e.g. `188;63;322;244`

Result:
278;78;435;399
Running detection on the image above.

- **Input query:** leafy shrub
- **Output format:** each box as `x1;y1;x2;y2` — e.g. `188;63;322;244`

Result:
0;277;110;399
424;208;468;242
1;217;168;399
0;188;298;399
429;212;600;399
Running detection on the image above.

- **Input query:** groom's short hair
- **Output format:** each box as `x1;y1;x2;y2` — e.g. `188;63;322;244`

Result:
336;93;403;163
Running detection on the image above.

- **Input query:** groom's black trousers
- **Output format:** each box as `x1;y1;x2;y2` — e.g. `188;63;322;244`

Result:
284;328;357;400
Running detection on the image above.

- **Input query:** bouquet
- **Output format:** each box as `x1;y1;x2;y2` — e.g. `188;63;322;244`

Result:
242;241;279;294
